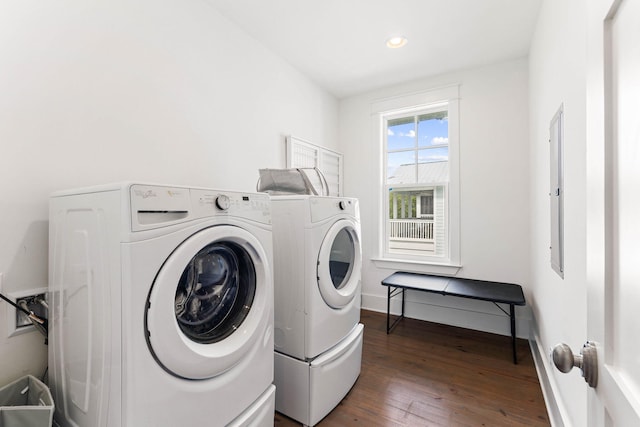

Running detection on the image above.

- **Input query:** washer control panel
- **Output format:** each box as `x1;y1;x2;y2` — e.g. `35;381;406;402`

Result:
193;189;271;224
130;184;271;230
215;194;231;211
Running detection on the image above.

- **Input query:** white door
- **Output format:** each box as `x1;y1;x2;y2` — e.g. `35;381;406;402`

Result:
586;0;640;423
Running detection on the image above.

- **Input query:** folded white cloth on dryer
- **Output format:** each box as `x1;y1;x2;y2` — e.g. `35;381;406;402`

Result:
256;168;330;196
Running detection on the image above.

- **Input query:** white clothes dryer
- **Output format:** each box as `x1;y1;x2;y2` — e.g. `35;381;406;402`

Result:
270;195;363;426
48;183;275;427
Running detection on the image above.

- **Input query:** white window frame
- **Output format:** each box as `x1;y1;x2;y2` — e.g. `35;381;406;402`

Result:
286;135;343;196
371;85;461;271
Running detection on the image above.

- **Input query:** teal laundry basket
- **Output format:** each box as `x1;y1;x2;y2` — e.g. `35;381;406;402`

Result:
0;375;54;427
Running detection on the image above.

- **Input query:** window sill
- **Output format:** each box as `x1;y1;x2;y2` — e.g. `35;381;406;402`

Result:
370;257;462;276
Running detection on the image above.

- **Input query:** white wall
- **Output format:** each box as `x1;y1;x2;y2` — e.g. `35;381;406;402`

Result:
338;58;531;338
528;0;588;425
0;0;337;386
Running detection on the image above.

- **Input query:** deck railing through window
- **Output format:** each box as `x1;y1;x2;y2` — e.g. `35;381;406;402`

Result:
389;219;434;240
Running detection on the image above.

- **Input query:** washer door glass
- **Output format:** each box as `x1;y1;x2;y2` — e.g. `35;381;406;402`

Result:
328;228;355;290
175;241;255;344
146;225;271;380
317;219;362;309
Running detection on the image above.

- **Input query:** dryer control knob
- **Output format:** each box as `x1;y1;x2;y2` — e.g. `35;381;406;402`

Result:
339;200;347;210
215;194;231;211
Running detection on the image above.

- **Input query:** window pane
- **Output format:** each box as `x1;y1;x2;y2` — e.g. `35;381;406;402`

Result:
387;185;445;257
387;118;416;151
388;189;418;219
418;147;449;163
418;112;448;148
417;148;449;183
387;151;415;183
418;111;448;121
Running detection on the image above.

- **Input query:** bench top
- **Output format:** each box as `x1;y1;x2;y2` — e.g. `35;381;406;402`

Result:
381;272;526;306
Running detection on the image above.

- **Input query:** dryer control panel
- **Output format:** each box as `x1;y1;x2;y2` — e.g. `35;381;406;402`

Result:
309;196;359;223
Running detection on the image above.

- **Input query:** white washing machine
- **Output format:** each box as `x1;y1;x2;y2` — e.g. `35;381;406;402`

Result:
48;183;275;427
270;195;363;427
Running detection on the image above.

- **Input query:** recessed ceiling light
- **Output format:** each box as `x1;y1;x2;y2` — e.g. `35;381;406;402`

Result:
386;36;408;49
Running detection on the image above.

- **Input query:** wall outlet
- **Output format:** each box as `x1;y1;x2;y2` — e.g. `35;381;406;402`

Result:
5;286;48;338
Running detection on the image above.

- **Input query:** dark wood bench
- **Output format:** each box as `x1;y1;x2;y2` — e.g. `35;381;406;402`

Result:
381;272;526;364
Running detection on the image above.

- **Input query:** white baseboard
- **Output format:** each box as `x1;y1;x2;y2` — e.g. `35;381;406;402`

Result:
528;319;572;427
362;291;531;339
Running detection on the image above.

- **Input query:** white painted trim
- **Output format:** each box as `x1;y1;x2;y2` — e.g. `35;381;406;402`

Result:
370;257;461;276
447;97;461;265
528;312;573;427
530;335;567;427
373;85;461;266
371;84;460;114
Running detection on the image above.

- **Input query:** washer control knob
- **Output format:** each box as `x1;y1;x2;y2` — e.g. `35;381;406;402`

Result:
339;200;347;210
215;194;231;211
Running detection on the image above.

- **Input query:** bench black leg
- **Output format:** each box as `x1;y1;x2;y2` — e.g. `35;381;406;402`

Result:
386;286;391;333
386;286;405;334
510;304;517;364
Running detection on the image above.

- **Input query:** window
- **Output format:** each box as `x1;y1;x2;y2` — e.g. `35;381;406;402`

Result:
286;135;343;196
375;86;460;266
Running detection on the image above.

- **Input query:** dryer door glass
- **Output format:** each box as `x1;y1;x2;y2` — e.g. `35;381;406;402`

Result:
174;241;256;344
329;228;355;289
317;219;362;309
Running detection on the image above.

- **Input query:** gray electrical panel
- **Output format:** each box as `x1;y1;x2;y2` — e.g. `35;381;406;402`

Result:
550;105;564;278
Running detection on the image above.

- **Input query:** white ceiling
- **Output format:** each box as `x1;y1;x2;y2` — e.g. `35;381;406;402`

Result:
205;0;542;99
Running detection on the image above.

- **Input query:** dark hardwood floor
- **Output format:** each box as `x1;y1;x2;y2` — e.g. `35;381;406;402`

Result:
275;309;550;427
